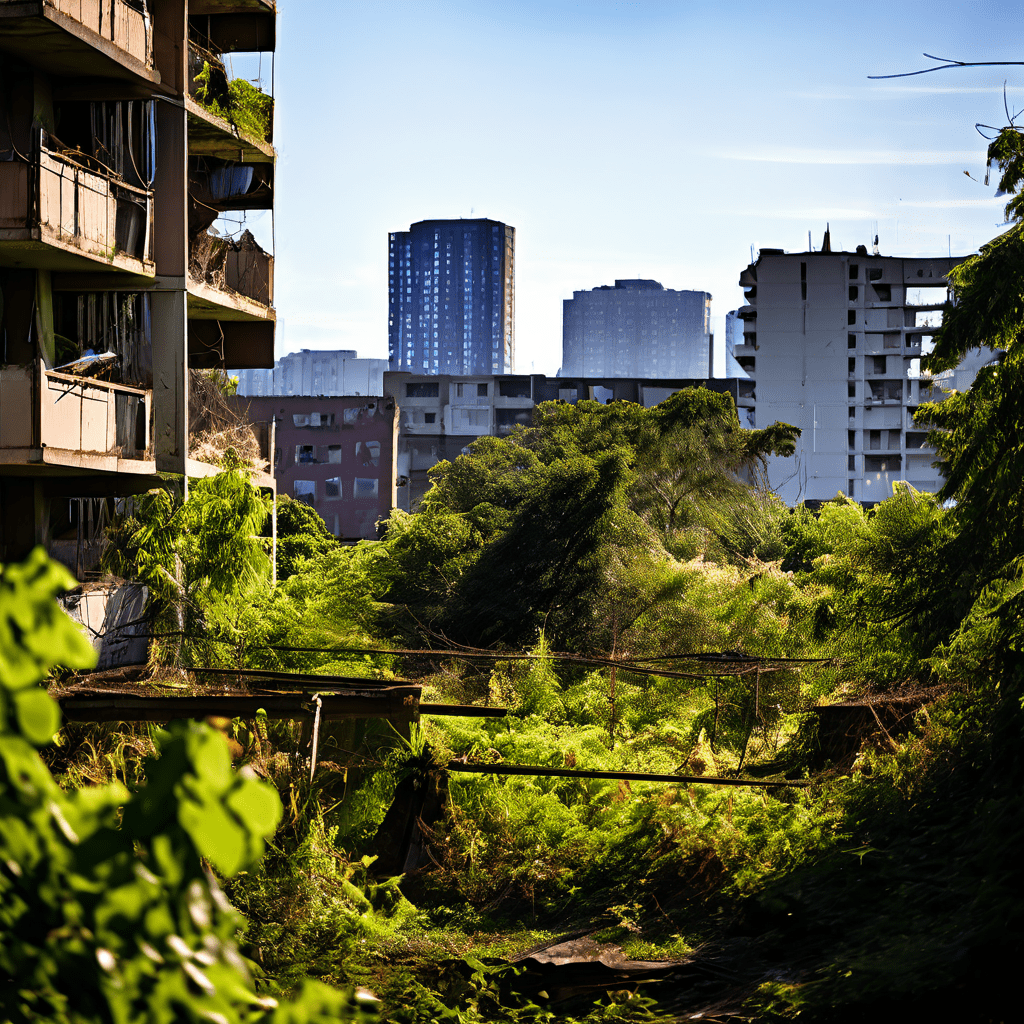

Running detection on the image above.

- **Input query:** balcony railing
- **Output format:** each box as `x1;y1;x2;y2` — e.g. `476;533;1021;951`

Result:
0;1;153;69
188;229;273;309
48;0;153;67
0;134;153;271
0;365;149;460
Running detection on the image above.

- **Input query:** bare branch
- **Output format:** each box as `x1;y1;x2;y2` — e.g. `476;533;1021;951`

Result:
868;54;1024;80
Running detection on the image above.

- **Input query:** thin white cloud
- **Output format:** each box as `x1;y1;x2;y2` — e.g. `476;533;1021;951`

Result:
719;147;978;165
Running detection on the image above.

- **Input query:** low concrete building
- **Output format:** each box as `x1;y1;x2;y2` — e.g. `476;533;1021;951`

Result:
237;396;398;541
384;372;755;511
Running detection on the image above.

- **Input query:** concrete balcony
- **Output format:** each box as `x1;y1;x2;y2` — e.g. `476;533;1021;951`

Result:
0;137;153;276
186;230;275;370
0;0;157;86
0;363;155;475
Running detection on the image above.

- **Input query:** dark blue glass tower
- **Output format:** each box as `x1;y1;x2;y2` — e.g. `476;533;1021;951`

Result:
388;219;515;374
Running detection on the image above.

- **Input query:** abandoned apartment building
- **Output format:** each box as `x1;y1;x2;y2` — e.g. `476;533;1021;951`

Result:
737;234;993;506
237;395;398;542
384;371;755;511
0;1;278;660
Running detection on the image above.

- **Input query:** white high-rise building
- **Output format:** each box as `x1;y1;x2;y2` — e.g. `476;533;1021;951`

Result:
739;237;992;505
236;349;388;397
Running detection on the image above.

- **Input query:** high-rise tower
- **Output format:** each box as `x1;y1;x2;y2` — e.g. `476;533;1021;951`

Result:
561;280;711;378
388;219;514;374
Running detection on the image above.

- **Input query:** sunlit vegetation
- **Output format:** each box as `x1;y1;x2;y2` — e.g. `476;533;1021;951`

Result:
5;127;1024;1021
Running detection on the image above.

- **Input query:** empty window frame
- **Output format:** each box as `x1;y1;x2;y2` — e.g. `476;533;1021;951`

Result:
325;477;342;499
295;445;315;464
293;480;315;505
353;477;379;498
356;441;380;467
327;444;342;464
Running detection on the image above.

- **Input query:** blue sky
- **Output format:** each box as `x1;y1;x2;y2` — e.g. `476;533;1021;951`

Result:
235;0;1020;375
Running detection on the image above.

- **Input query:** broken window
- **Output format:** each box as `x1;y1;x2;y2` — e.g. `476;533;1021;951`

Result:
356;441;380;467
353;477;378;498
325;477;342;499
295;445;315;464
293;480;315;505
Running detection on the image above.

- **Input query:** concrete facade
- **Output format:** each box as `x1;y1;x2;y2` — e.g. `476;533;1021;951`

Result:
739;244;992;506
238;395;398;542
561;279;711;378
384;371;755;511
388;219;515;375
0;0;278;573
236;349;387;398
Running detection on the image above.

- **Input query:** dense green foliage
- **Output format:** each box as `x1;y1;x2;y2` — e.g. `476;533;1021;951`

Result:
0;549;374;1022
194;62;273;141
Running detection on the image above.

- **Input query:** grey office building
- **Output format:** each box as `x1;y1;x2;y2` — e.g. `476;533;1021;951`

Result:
562;279;711;377
388;219;515;375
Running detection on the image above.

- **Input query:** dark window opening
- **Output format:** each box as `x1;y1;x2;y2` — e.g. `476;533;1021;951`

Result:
848;382;856;398
498;378;531;398
423;412;436;424
801;281;807;300
872;283;892;302
406;382;439;398
868;268;883;281
848;333;857;349
848;455;856;471
848;430;856;450
849;285;859;301
848;310;857;325
865;455;901;472
849;264;859;280
477;382;488;396
872;356;886;374
848;357;856;374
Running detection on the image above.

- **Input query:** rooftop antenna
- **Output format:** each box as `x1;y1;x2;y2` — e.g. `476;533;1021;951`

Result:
873;222;880;255
750;243;755;262
808;229;812;251
948;234;952;257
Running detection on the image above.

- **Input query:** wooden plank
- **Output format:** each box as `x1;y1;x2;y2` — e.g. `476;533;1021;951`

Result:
447;762;810;788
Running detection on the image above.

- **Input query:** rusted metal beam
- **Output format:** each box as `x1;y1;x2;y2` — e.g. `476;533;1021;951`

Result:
186;666;407;690
59;686;420;724
420;704;507;717
447;762;810;788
